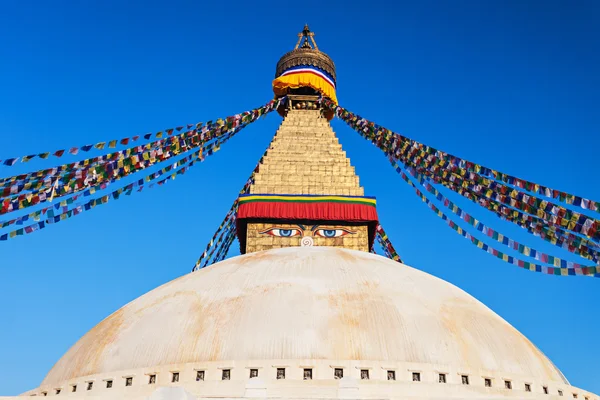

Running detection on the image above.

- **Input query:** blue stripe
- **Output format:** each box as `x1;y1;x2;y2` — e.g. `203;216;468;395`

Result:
281;65;336;84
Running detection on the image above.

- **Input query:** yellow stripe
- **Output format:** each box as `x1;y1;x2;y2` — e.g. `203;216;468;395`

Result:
273;73;338;104
240;195;376;205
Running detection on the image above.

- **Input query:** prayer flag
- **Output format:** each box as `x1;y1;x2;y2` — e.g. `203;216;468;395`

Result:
3;158;19;166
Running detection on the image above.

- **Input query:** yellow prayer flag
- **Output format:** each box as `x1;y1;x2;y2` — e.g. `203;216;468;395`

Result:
108;140;117;148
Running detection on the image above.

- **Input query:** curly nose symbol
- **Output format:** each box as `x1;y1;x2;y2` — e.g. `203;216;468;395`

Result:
301;236;314;247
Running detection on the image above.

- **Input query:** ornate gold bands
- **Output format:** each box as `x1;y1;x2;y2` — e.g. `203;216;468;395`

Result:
275;49;336;81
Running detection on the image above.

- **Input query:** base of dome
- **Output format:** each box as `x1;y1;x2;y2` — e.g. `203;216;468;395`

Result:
23;357;594;399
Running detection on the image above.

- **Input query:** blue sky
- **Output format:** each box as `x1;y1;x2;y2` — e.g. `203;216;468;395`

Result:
0;0;599;395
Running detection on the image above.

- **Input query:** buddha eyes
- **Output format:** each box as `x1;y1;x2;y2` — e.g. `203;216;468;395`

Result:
259;227;355;238
315;228;353;238
260;228;301;237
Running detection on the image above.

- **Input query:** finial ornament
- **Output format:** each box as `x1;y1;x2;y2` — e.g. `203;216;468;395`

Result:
276;25;335;82
294;24;319;51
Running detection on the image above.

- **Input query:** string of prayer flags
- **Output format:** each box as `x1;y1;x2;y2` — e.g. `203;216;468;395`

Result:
192;142;273;271
375;224;403;263
328;98;600;259
399;160;599;266
0;118;199;167
0;129;240;230
390;140;600;242
192;207;238;271
324;98;600;215
0;121;251;241
416;166;600;262
1;98;284;216
391;160;598;277
0;98;283;194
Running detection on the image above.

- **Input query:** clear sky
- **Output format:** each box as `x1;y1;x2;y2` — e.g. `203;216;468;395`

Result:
0;0;599;396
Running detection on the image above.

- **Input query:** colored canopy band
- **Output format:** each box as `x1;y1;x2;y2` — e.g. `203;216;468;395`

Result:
279;65;336;88
327;99;600;214
237;194;378;221
274;65;338;104
239;194;376;205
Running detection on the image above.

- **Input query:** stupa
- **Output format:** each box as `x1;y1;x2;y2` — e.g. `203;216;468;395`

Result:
13;26;597;400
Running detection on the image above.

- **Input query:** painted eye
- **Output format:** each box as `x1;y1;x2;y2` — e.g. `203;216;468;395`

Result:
315;229;353;238
260;228;301;237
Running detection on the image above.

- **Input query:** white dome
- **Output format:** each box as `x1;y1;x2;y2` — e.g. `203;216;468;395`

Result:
42;246;568;390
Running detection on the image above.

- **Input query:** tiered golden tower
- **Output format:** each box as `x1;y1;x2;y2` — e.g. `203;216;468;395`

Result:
236;27;379;254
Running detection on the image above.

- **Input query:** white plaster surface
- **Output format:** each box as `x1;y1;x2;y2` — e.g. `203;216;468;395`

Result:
12;247;597;399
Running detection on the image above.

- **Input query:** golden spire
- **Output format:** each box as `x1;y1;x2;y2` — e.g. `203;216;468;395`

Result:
294;24;319;50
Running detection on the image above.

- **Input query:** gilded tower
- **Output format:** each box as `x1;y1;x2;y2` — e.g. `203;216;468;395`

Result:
236;26;379;254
